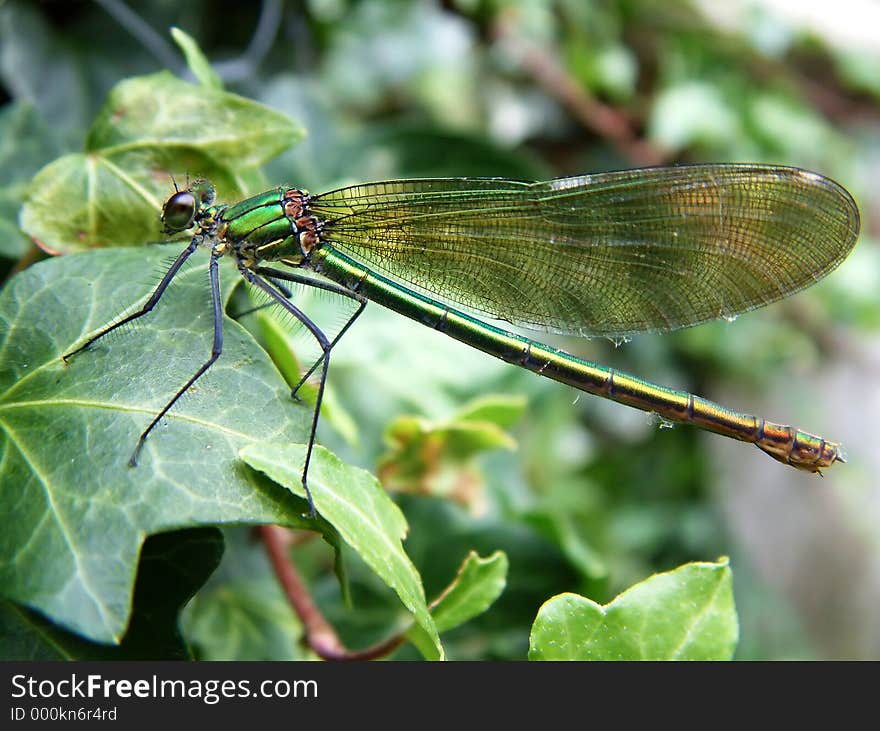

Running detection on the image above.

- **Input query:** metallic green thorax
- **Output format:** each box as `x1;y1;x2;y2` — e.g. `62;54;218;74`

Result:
219;186;318;263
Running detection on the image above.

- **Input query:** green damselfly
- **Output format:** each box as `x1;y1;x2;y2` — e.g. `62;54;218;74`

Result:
64;164;860;513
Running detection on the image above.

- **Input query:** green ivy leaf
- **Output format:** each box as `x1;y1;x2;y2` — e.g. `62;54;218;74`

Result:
406;550;508;658
528;558;738;660
0;528;223;660
0;246;329;645
431;550;508;633
19;150;240;254
171;27;223;91
86;73;302;167
239;441;444;660
19;72;304;254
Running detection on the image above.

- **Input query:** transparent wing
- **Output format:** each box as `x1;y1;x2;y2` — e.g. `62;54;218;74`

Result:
309;164;860;336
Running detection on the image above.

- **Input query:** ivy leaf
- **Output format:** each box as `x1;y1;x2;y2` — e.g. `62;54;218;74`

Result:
0;246;332;645
19;150;239;254
85;72;302;168
405;550;507;657
430;550;508;633
0;528;223;660
528;558;738;660
239;441;444;661
19;72;303;254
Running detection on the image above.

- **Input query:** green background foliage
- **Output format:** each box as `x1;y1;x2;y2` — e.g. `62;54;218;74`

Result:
0;0;878;661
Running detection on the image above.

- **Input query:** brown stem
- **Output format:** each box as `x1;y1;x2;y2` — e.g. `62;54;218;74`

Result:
259;525;407;661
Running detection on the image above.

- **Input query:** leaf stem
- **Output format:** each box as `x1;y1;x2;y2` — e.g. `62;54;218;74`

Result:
259;525;407;661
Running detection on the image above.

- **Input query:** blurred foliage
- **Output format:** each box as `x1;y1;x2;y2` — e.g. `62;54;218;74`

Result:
0;0;878;661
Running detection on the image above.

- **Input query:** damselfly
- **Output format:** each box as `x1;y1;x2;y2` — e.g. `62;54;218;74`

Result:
64;164;861;513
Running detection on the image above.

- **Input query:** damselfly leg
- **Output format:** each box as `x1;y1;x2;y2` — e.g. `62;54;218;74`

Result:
252;266;367;399
237;263;336;517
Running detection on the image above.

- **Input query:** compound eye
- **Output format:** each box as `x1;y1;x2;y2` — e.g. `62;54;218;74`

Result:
162;191;197;232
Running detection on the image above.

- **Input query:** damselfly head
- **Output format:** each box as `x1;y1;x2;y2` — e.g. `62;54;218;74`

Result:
161;190;198;234
161;179;216;234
